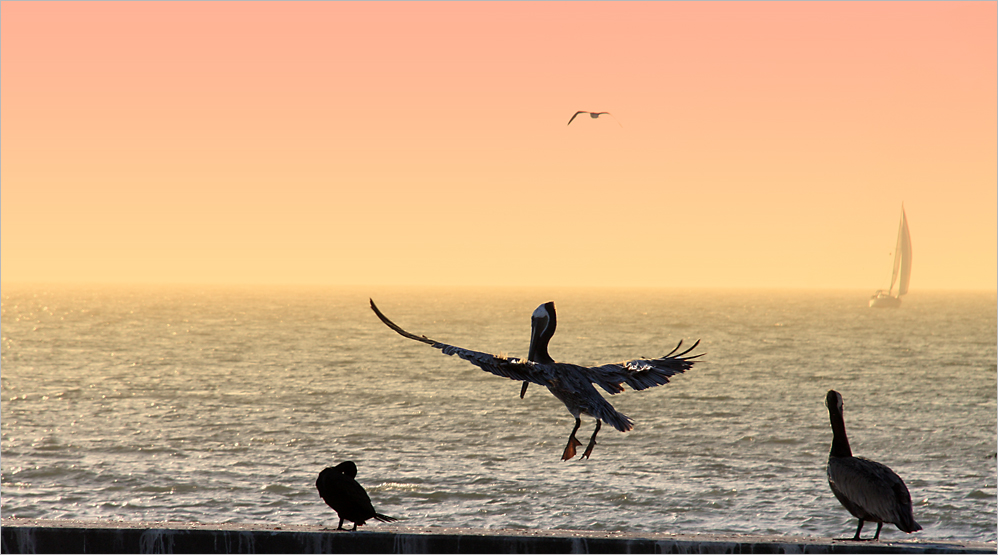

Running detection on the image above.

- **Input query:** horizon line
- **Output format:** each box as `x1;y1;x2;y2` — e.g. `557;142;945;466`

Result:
1;280;995;294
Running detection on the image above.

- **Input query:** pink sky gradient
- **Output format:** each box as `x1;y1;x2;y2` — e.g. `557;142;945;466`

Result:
2;2;995;289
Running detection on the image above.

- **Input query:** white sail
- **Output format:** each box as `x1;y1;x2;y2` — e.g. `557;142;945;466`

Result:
870;205;911;308
896;208;912;296
890;216;902;295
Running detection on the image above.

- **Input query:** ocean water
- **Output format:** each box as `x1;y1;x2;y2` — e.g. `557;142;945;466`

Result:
1;285;995;542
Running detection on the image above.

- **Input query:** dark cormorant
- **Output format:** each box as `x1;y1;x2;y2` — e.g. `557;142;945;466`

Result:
316;461;397;530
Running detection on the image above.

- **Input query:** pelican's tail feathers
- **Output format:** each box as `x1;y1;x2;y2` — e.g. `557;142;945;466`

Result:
596;405;633;433
895;509;921;534
605;411;633;433
374;513;398;523
894;481;922;534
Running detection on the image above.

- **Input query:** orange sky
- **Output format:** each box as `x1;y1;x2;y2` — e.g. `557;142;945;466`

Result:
2;2;995;289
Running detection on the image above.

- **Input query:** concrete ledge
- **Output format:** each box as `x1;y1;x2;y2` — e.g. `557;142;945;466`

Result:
1;519;994;554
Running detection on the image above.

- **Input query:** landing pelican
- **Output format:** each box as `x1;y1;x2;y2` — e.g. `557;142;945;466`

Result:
370;300;701;460
567;110;622;126
825;390;922;540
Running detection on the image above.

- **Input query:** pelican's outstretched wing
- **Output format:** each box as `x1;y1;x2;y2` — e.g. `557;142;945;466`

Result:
370;299;550;386
585;339;702;395
567;111;587;125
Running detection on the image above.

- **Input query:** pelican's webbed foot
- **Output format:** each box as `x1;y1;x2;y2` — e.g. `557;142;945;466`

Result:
561;417;584;460
581;420;602;459
562;436;583;461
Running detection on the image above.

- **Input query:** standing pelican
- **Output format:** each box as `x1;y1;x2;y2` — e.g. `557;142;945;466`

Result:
370;300;701;460
825;390;922;540
567;110;622;126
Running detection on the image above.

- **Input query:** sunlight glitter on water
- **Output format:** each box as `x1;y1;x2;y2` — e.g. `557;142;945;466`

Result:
1;285;995;541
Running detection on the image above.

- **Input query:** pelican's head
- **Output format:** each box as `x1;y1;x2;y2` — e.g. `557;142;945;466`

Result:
590;112;601;118
528;302;556;364
825;390;844;415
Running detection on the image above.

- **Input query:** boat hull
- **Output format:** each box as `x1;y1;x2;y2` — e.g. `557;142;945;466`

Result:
869;294;902;308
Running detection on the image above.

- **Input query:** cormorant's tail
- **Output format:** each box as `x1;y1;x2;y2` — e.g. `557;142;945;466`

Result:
374;513;397;523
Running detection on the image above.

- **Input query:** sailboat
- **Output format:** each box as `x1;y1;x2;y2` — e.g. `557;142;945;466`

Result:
869;206;911;308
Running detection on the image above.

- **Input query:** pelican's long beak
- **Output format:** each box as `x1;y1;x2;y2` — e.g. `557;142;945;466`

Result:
527;314;546;362
527;302;555;364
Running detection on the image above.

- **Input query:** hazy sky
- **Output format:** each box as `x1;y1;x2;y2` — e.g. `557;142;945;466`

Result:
2;2;995;290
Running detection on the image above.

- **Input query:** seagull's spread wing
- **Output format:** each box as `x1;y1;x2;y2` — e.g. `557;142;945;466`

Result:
584;339;702;395
567;111;586;125
370;299;549;386
602;112;624;127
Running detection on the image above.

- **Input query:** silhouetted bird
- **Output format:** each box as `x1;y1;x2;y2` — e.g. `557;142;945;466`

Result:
370;299;700;460
567;110;622;126
316;461;397;531
825;390;922;541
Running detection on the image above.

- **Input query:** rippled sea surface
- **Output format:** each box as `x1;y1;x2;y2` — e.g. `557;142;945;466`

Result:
1;285;995;542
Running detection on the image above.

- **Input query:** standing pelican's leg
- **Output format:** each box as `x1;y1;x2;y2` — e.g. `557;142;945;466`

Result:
873;522;883;541
562;418;584;461
853;519;865;540
337;518;346;531
581;420;601;459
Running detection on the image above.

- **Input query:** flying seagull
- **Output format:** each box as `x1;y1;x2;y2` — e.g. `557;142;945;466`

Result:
316;461;398;531
567;111;622;126
370;299;701;460
825;390;922;541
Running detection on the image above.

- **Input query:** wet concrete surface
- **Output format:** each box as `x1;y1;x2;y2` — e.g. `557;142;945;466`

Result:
2;519;995;554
